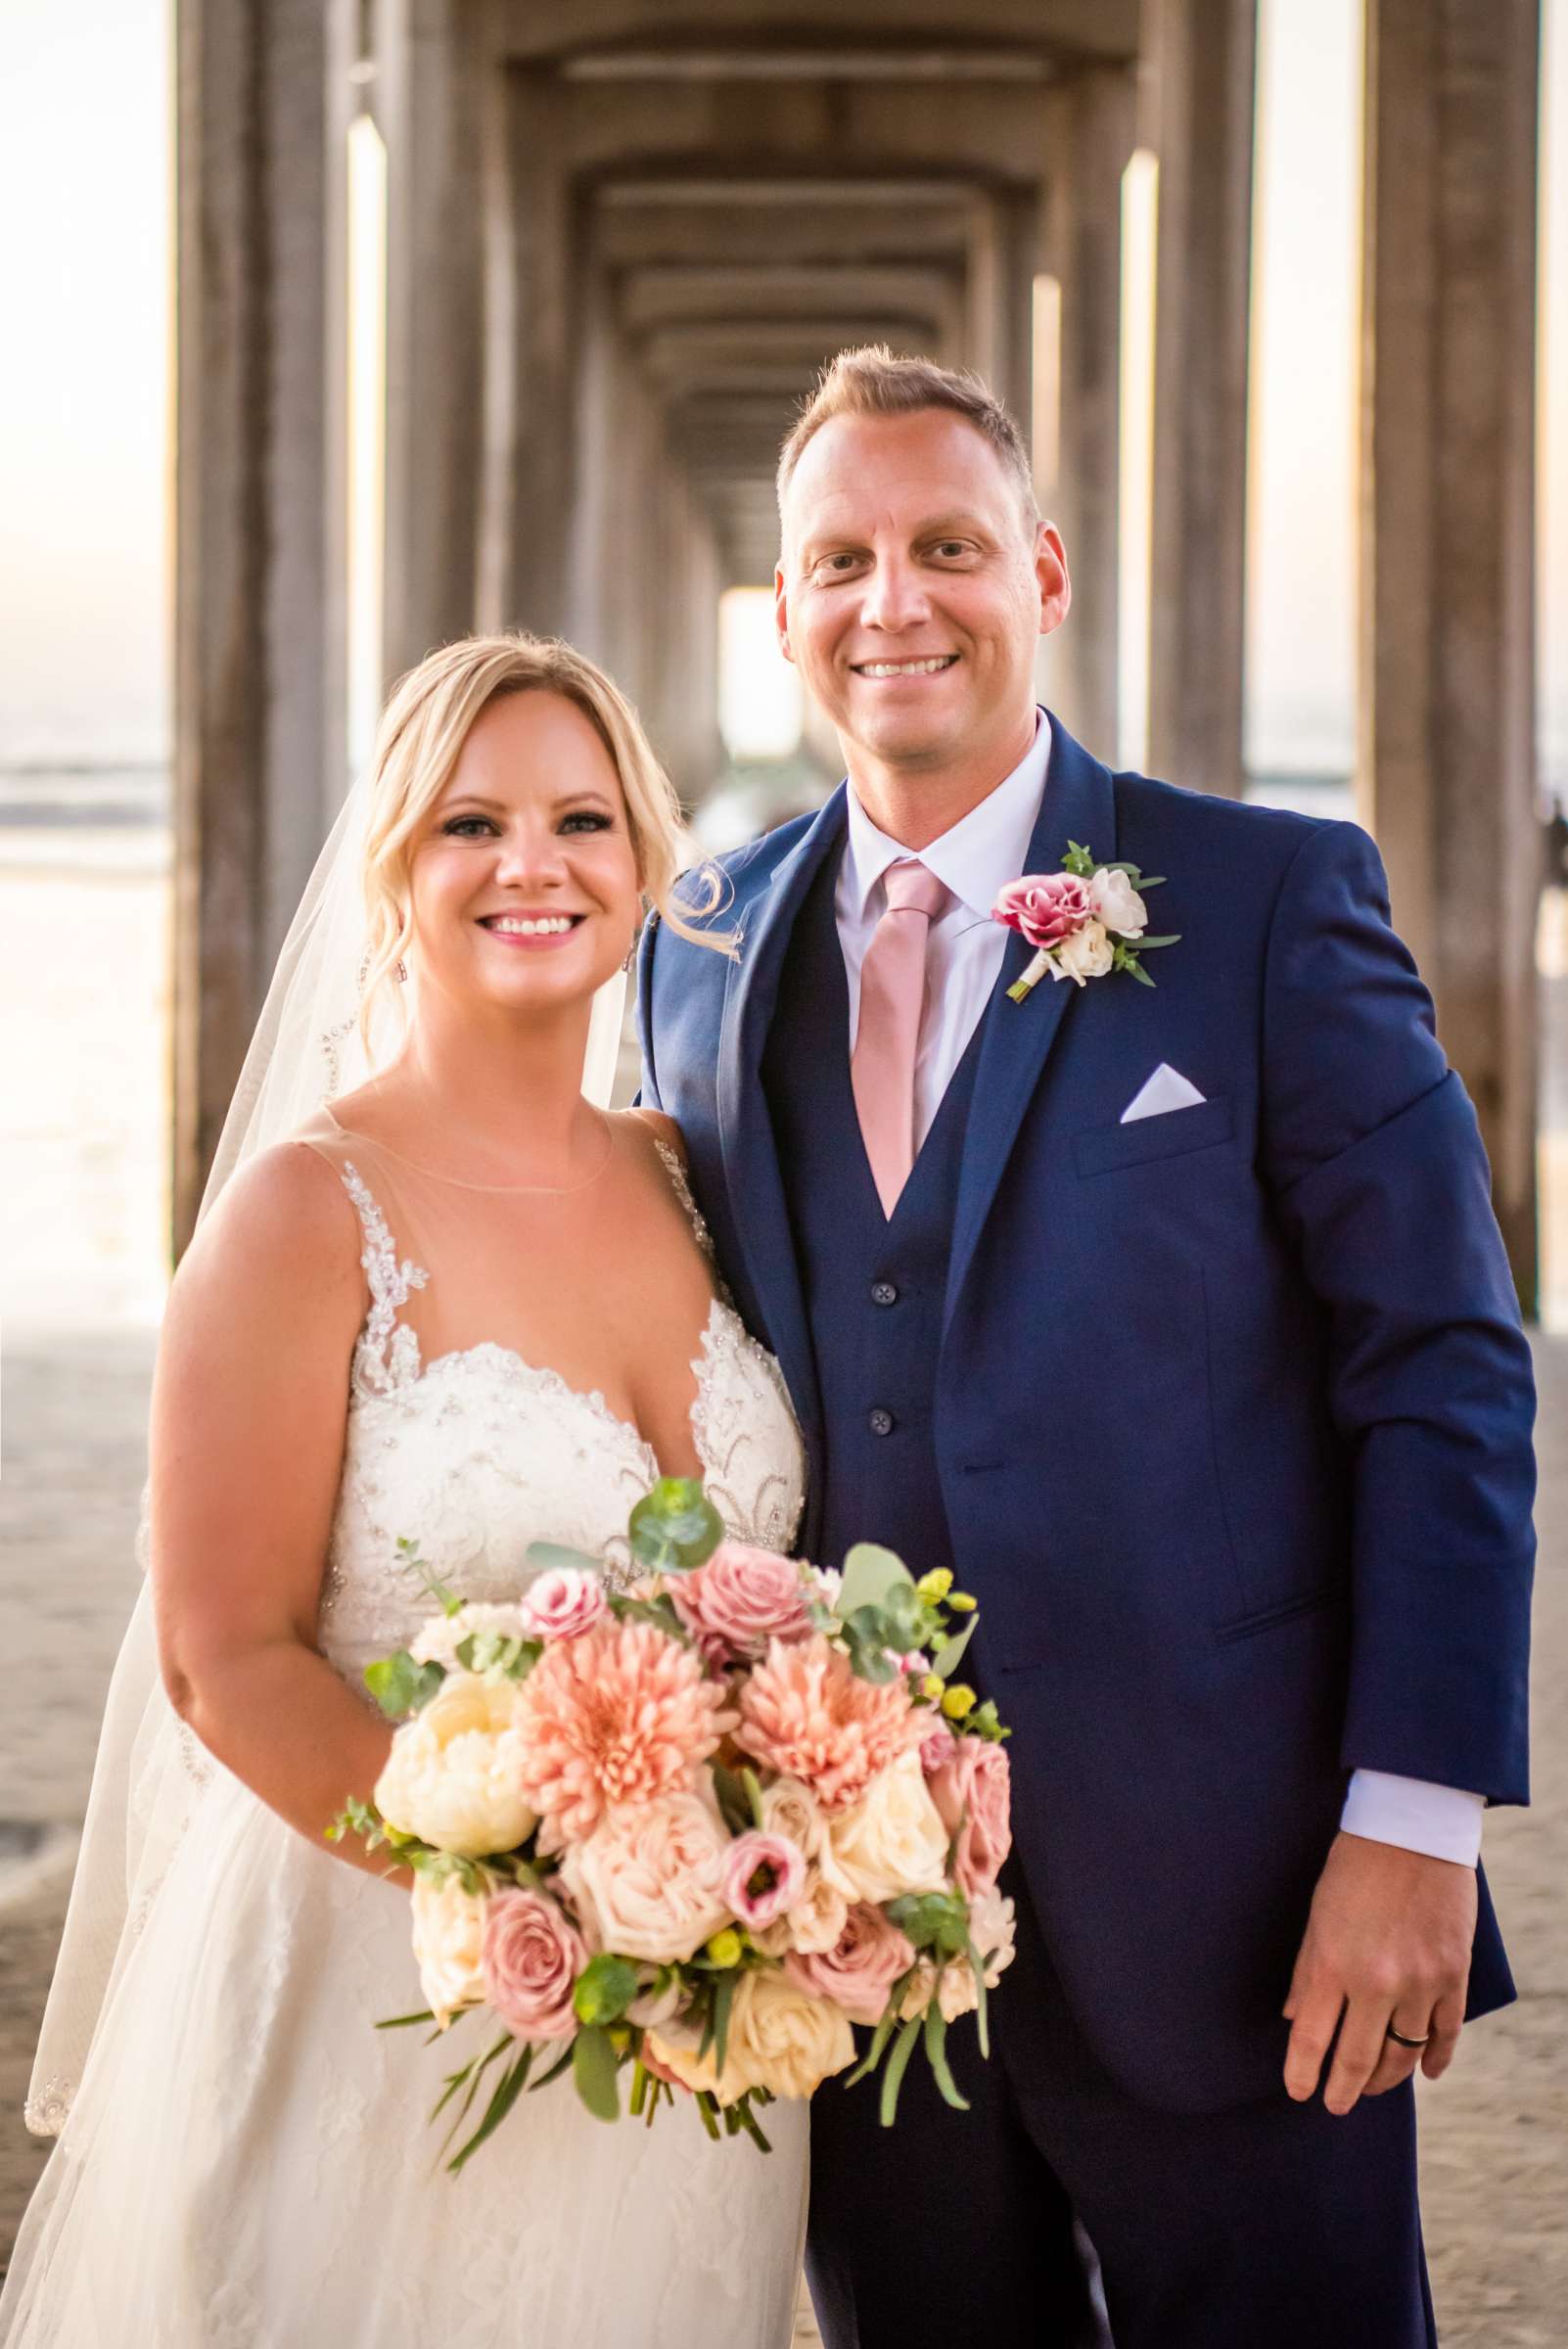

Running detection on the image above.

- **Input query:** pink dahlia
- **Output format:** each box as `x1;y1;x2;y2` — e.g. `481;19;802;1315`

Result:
512;1620;735;1844
735;1635;920;1813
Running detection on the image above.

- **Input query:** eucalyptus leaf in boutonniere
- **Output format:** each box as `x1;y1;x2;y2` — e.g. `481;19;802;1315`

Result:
991;842;1180;1001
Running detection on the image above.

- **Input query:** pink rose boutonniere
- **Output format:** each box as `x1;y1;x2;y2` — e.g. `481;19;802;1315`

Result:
992;842;1179;1001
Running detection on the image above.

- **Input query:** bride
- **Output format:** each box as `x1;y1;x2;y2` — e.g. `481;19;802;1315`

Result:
0;635;808;2348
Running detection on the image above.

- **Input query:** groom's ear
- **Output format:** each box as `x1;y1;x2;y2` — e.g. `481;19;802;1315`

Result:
774;562;795;665
1035;523;1071;638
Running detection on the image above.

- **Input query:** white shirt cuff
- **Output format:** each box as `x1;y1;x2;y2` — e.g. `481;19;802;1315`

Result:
1340;1769;1484;1866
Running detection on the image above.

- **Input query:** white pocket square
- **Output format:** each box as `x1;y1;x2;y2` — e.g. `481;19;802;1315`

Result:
1120;1063;1208;1125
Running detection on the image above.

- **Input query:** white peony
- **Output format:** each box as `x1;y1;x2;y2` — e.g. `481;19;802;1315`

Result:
409;1873;490;2026
1087;866;1148;938
822;1750;950;1908
374;1672;536;1859
1049;918;1116;988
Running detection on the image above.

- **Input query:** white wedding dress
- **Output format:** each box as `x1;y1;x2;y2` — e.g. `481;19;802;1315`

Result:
0;1115;809;2349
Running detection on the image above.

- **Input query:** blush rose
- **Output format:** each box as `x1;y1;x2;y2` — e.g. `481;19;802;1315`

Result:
929;1736;1013;1897
481;1887;586;2042
671;1543;812;1662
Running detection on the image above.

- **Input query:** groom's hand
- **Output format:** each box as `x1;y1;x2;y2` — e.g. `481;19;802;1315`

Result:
1281;1830;1476;2116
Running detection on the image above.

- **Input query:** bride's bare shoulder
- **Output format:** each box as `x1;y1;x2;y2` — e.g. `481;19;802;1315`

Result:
622;1105;688;1166
168;1138;365;1327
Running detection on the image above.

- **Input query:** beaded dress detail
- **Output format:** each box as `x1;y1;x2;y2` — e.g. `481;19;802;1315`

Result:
0;1115;808;2349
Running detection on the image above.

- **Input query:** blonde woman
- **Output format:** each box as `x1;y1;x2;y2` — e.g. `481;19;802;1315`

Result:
1;637;808;2348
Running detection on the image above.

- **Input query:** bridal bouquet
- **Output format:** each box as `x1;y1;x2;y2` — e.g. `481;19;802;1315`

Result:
329;1478;1014;2170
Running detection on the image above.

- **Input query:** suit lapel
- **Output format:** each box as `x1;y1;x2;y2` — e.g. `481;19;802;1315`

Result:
715;787;849;1463
944;721;1118;1331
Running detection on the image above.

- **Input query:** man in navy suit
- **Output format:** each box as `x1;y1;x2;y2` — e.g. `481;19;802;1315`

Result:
636;347;1535;2347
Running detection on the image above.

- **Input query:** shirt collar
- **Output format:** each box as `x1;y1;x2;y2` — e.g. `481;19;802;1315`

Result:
842;709;1052;924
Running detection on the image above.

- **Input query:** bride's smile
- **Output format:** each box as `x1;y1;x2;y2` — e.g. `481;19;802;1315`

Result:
409;686;642;1017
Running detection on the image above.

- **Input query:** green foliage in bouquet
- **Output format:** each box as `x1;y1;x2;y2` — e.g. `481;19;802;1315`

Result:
626;1476;726;1575
327;1476;1015;2165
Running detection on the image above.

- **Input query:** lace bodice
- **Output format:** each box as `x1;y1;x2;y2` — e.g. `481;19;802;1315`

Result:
318;1139;806;1675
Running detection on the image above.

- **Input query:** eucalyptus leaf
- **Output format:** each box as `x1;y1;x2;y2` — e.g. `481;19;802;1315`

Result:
931;1612;977;1681
573;1953;639;2028
922;2002;971;2113
363;1651;444;1720
626;1478;725;1575
844;1973;912;2089
965;1936;992;2061
1135;933;1180;949
838;1543;915;1618
447;2044;533;2173
572;2024;623;2123
524;1540;602;1579
435;2032;514;2156
878;2016;923;2129
527;2043;575;2096
713;1970;737;2079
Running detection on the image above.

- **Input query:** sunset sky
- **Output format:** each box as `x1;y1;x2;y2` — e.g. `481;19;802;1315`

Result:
0;0;1563;792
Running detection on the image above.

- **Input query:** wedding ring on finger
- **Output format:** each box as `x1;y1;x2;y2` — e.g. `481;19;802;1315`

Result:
1384;2022;1432;2050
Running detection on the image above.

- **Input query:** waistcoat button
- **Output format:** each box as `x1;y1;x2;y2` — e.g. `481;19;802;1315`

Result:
868;1407;896;1437
871;1281;899;1307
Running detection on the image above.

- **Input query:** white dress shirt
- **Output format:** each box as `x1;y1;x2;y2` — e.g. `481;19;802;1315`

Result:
832;711;1484;1869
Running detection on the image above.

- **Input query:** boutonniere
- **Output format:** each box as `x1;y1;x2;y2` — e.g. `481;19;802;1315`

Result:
991;842;1179;1001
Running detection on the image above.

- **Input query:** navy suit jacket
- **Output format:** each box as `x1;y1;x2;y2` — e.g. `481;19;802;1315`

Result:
637;716;1536;2112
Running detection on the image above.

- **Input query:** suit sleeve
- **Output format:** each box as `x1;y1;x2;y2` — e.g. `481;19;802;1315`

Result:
634;910;665;1115
1260;820;1535;1805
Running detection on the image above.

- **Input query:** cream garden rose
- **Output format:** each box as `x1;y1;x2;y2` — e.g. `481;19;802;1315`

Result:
409;1873;489;2027
647;1969;854;2105
374;1673;536;1860
823;1750;950;1907
1050;917;1115;987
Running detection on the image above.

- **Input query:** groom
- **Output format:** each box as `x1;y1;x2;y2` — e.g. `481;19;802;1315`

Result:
637;348;1535;2346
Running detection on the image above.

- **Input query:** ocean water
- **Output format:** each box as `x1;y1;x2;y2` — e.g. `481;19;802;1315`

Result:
1;765;1561;1335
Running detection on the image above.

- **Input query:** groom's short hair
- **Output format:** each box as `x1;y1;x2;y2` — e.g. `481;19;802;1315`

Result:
776;345;1040;534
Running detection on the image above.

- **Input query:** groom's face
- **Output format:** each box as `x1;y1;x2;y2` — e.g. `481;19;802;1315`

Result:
775;408;1068;785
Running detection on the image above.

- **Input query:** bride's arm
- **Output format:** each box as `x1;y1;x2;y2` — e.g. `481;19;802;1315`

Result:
149;1143;405;1884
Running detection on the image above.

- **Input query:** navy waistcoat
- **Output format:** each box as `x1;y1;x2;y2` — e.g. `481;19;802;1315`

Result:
761;852;981;1581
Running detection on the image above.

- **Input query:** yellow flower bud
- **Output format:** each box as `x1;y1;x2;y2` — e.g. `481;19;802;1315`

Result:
705;1929;743;1970
920;1675;945;1704
916;1568;954;1600
609;2025;631;2053
946;1591;978;1613
941;1683;977;1721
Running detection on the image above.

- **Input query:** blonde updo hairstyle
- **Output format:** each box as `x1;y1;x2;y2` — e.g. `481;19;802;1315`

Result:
358;632;729;1042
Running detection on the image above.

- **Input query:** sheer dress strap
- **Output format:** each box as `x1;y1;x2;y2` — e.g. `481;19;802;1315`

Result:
335;1158;429;1395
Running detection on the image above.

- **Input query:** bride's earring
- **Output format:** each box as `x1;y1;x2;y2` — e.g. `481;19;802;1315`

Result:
395;958;408;984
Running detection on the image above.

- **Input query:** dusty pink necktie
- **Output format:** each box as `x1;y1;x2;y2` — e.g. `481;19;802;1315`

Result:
851;858;950;1217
